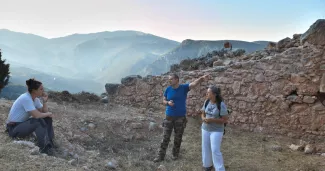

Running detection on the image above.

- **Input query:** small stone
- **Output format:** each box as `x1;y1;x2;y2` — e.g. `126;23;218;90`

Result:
131;123;143;129
320;65;325;70
101;96;108;103
80;127;88;132
230;62;242;69
213;61;224;67
255;74;265;82
135;134;145;140
123;135;134;142
107;159;118;169
299;140;308;146
304;144;315;154
157;165;168;171
303;96;316;104
213;66;227;72
88;123;96;129
73;134;82;139
289;144;304;151
271;145;283;152
30;147;40;155
13;140;36;148
321;153;325;157
68;159;78;166
73;154;79;159
266;113;273;116
138;116;147;121
67;131;73;137
149;122;158;131
286;95;300;102
63;149;69;158
82;166;90;171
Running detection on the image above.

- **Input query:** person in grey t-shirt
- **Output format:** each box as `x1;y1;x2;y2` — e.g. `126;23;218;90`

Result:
200;86;229;171
6;78;55;155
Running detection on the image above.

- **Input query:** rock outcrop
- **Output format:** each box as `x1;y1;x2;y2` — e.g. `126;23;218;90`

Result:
106;19;325;141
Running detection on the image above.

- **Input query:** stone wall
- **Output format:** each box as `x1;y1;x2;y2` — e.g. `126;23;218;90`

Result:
106;19;325;141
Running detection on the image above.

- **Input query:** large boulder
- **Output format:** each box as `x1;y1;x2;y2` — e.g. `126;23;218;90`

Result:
300;19;325;46
121;75;142;85
276;37;291;51
105;84;120;95
233;49;246;57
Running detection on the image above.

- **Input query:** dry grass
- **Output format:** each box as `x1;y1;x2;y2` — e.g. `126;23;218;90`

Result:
0;99;324;171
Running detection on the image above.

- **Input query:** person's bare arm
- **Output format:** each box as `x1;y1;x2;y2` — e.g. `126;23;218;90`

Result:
201;110;206;121
41;101;49;113
189;74;209;90
163;96;168;106
29;110;53;118
163;96;174;107
204;116;229;124
41;92;49;113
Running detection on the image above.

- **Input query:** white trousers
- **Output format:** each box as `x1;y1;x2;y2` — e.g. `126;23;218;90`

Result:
202;129;225;171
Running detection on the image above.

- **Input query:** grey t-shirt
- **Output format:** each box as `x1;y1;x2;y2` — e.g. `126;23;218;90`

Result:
7;92;43;123
201;101;228;132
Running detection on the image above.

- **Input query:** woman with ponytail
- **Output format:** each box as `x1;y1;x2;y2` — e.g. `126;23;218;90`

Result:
6;78;55;155
201;85;229;171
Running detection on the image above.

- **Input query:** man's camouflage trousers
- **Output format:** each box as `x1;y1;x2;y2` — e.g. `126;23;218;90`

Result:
157;116;187;159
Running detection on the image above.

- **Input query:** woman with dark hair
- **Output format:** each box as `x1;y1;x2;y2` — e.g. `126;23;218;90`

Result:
6;78;55;155
201;86;229;171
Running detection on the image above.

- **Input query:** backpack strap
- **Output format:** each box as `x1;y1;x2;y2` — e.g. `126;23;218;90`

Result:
204;99;210;109
217;101;221;117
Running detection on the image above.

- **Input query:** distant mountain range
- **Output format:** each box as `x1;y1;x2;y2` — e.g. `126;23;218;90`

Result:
9;66;103;93
0;29;269;93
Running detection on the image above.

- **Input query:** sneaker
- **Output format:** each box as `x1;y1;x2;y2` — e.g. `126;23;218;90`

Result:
153;156;164;163
40;146;55;156
203;166;213;171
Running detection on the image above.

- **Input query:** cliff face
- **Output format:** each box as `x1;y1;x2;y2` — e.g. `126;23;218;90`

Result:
106;19;325;141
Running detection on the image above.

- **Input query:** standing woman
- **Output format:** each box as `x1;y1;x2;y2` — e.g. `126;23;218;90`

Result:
6;78;55;155
201;86;229;171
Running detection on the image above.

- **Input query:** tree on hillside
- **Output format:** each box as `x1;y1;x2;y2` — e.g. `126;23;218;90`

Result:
0;49;10;92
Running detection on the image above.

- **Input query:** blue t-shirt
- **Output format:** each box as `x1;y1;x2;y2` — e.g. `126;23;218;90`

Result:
164;84;190;117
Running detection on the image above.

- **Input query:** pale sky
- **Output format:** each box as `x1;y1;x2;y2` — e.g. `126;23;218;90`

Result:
0;0;324;42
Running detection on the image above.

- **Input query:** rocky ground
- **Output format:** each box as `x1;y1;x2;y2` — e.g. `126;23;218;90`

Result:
0;99;325;171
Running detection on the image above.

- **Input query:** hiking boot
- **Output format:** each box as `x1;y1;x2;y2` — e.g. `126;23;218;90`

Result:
153;156;164;162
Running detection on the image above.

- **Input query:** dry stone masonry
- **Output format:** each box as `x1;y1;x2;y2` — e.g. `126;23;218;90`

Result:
106;19;325;141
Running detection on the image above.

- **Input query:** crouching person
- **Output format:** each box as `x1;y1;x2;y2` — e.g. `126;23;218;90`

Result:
6;78;55;155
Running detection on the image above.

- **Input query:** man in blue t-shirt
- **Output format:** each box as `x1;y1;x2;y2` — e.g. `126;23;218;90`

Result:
154;73;209;162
